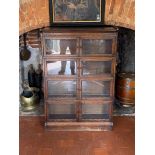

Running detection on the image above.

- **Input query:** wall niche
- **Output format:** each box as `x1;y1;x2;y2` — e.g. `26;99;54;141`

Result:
19;27;135;116
117;27;135;74
114;27;135;116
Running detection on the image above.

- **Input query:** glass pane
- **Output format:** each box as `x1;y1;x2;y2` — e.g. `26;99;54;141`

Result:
53;0;101;22
48;104;76;119
47;60;76;75
82;81;110;97
82;61;112;75
45;39;77;55
48;81;76;98
82;39;112;55
82;104;110;119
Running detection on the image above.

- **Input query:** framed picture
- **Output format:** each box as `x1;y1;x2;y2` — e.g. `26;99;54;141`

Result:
49;0;105;26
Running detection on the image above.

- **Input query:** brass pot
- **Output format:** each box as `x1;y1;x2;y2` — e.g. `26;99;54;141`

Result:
20;87;39;111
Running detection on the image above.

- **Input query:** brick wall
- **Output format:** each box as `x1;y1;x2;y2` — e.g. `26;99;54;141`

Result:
19;0;135;35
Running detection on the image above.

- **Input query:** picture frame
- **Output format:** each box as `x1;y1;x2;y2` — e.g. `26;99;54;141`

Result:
49;0;105;26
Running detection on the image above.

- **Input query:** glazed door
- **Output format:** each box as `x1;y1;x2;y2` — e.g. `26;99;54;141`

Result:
43;33;116;123
43;37;78;56
80;35;117;56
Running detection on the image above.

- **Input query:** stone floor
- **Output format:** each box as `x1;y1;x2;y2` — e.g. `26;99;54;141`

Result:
113;99;135;116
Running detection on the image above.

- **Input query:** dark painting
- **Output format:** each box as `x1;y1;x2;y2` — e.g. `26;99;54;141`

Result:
50;0;104;25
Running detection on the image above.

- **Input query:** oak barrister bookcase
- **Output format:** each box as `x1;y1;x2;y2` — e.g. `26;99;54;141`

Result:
41;27;118;131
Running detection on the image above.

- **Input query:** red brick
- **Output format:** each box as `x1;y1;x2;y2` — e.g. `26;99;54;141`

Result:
127;1;135;19
109;0;115;14
19;0;135;35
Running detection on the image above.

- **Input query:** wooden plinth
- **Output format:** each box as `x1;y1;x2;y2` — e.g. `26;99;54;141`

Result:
45;121;113;131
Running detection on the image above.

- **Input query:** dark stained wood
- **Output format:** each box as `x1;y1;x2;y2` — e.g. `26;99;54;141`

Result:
42;27;118;130
45;121;113;131
19;116;135;155
42;27;118;34
19;29;40;48
116;73;135;106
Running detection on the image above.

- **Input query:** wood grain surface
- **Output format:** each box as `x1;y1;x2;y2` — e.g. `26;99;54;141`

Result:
20;116;135;155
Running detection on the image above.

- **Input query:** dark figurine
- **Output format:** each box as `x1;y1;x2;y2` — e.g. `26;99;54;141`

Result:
35;64;43;99
28;64;36;87
35;64;43;89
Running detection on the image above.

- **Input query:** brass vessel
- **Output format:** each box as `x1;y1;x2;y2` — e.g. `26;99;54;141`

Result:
116;73;135;107
20;87;40;111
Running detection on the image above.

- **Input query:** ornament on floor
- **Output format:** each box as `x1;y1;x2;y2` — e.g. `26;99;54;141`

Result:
116;72;135;107
20;81;40;111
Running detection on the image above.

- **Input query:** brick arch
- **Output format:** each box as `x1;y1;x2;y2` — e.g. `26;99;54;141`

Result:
19;0;135;35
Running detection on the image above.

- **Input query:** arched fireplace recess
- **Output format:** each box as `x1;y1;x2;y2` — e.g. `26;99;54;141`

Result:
19;0;135;116
19;0;135;35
